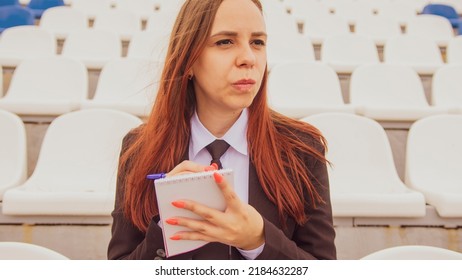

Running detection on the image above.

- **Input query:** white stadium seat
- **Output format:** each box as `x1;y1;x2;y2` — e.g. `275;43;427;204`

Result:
0;57;88;116
0;242;69;260
321;34;379;74
268;62;355;118
0;26;56;68
361;245;462;260
383;35;443;75
406;114;462;217
406;14;454;48
0;110;27;200
2;109;142;216
446;35;462;64
40;6;88;40
81;58;160;117
432;64;462;113
302;113;426;217
61;29;122;70
93;10;142;42
350;63;447;121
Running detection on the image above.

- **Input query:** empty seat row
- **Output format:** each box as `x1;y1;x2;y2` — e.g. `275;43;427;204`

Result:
40;6;177;40
0;108;142;215
302;113;462;218
0;57;160;117
1;58;462;120
268;62;462;120
2;109;461;219
0;26;169;68
302;14;456;47
285;0;462;20
1;20;460;72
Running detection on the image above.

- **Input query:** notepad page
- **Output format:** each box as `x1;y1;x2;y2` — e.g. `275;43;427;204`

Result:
154;169;234;257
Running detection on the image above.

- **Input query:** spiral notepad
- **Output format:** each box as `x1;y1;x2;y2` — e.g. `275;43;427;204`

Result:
154;169;234;257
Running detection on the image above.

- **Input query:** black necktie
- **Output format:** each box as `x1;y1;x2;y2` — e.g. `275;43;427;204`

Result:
205;140;230;169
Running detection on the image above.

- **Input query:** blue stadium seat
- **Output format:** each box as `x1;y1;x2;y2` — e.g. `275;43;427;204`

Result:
0;5;34;33
422;3;462;28
0;0;20;6
27;0;65;18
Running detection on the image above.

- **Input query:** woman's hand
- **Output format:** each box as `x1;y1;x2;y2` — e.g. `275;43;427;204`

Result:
166;172;265;250
166;160;217;177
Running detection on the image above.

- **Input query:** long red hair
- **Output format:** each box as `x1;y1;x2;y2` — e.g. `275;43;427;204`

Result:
119;0;327;232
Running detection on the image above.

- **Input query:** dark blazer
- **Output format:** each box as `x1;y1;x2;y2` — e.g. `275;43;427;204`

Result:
107;128;337;260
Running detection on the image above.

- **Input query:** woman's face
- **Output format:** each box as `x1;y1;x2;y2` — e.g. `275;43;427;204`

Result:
191;0;267;117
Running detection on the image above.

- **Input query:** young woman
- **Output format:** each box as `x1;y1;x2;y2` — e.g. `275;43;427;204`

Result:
108;0;336;260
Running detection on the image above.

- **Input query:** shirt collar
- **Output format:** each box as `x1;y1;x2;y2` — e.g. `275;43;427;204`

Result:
190;109;248;158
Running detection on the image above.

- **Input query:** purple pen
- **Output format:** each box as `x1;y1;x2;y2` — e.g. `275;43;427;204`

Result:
146;173;166;180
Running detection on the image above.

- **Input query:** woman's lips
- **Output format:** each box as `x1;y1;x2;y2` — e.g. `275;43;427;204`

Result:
232;79;256;91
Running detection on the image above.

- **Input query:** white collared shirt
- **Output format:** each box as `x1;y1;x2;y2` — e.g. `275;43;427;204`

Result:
189;108;264;259
190;109;249;203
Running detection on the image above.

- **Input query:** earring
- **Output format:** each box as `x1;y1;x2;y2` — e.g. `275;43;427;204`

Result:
188;74;193;80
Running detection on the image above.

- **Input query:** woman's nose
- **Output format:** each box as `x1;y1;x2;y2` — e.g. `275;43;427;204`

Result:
236;44;256;68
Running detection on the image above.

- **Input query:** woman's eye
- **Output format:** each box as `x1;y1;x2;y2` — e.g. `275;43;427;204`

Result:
252;39;266;46
216;39;233;46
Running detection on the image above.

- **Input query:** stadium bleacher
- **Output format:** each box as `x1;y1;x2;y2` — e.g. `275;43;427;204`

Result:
0;0;461;260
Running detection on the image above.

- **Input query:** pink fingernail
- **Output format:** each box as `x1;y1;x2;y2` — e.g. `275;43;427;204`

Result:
213;172;223;183
166;218;178;225
170;235;181;240
171;201;185;208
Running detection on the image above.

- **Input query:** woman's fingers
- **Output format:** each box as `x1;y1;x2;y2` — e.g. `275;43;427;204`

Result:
171;200;221;222
213;172;240;209
167;160;215;177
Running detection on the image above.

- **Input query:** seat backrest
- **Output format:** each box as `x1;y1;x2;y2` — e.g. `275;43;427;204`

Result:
302;113;402;193
268;62;343;106
0;110;27;199
406;114;462;192
422;3;459;19
27;0;65;10
0;242;69;260
355;16;402;43
40;6;88;37
289;0;330;22
5;57;88;101
93;58;160;105
0;25;56;55
145;9;178;35
93;10;141;39
432;64;462;107
265;10;299;37
383;35;443;65
62;29;121;59
361;245;462;260
71;0;112;19
0;0;20;6
26;109;142;192
266;33;315;66
115;0;156;18
303;14;350;41
321;34;379;64
376;3;417;25
0;5;34;30
406;14;454;43
334;2;375;23
153;0;183;14
126;31;169;61
350;63;428;107
446;35;462;64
